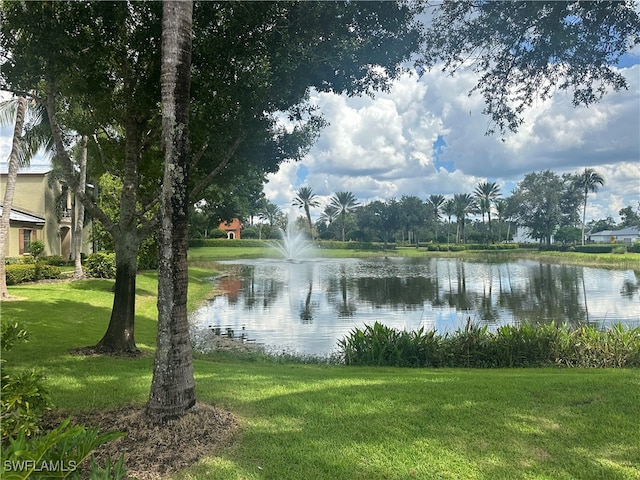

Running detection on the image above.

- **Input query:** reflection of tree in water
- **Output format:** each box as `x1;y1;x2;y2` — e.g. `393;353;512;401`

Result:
298;267;317;324
216;258;628;334
443;260;473;312
326;265;356;318
504;263;587;327
620;270;640;299
355;276;436;308
241;266;283;310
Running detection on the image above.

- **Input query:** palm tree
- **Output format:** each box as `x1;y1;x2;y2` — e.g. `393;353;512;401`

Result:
0;97;27;299
329;191;359;242
319;204;338;225
0;97;50;298
292;186;319;239
575;168;605;246
477;197;490;242
442;198;455;246
147;0;195;425
428;194;445;243
474;181;501;242
494;198;508;243
258;200;282;237
453;193;476;243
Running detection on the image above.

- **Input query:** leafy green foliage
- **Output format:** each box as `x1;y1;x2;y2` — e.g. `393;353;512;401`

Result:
1;419;125;480
84;253;116;279
4;264;61;285
339;321;640;368
1;322;51;442
1;323;126;478
422;1;640;135
28;240;45;261
1;368;51;440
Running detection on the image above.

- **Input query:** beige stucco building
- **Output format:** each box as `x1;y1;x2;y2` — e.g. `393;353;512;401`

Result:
0;164;93;258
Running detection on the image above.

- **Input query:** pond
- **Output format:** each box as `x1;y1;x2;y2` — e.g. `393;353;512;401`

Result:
190;257;640;357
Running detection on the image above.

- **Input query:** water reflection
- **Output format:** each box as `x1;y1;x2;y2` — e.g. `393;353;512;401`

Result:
191;257;640;356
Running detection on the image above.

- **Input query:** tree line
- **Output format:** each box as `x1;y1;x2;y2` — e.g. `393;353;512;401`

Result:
204;167;637;247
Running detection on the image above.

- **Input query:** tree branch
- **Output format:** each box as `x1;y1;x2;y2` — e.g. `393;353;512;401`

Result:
190;134;245;199
45;81;115;231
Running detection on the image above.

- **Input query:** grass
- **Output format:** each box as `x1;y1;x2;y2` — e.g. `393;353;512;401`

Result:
2;255;640;479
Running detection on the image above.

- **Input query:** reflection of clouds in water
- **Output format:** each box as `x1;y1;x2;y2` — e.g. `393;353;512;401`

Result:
190;258;640;356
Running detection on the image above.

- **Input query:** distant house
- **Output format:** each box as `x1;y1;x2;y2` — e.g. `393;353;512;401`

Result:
511;226;554;244
218;218;242;239
0;164;93;258
589;226;640;245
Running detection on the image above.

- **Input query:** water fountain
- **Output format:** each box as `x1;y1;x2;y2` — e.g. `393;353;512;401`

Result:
272;219;314;261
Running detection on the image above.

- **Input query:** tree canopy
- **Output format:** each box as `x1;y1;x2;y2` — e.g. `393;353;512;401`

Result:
421;1;640;134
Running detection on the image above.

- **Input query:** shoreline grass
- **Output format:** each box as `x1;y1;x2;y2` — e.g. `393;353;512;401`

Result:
188;243;640;269
2;252;640;479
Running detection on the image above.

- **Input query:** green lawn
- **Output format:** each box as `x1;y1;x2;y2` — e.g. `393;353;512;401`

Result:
2;263;639;479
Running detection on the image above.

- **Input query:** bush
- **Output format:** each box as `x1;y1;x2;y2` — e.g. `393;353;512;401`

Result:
43;255;71;266
28;240;45;261
1;322;51;441
210;228;228;239
612;245;627;254
5;264;62;285
5;265;36;285
630;241;640;253
0;323;126;479
339;321;640;368
241;226;259;239
85;253;116;279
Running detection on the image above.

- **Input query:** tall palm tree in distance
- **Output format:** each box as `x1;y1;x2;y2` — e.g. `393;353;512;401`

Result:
474;181;501;242
258;199;282;237
330;191;359;242
428;194;445;243
442;198;455;246
576;168;605;246
494;198;508;243
292;186;320;239
453;193;476;243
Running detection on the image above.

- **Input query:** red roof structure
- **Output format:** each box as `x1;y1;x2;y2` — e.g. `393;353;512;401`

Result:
218;218;242;239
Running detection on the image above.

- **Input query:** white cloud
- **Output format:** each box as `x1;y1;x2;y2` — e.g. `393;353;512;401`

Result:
266;64;640;223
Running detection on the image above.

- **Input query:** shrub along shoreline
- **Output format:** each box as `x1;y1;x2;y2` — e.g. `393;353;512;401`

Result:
339;320;640;368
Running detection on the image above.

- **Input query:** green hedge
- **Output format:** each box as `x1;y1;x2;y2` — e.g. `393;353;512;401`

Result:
188;238;269;248
339;321;640;368
573;244;616;254
317;241;389;251
5;264;62;285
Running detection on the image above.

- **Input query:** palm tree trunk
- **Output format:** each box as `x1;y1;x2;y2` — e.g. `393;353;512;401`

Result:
73;136;87;279
581;190;587;246
0;97;27;299
147;0;196;424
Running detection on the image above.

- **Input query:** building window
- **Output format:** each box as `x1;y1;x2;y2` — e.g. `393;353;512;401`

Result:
18;228;37;255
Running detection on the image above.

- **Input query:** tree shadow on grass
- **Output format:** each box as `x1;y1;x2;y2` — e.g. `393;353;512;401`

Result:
189;367;640;480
